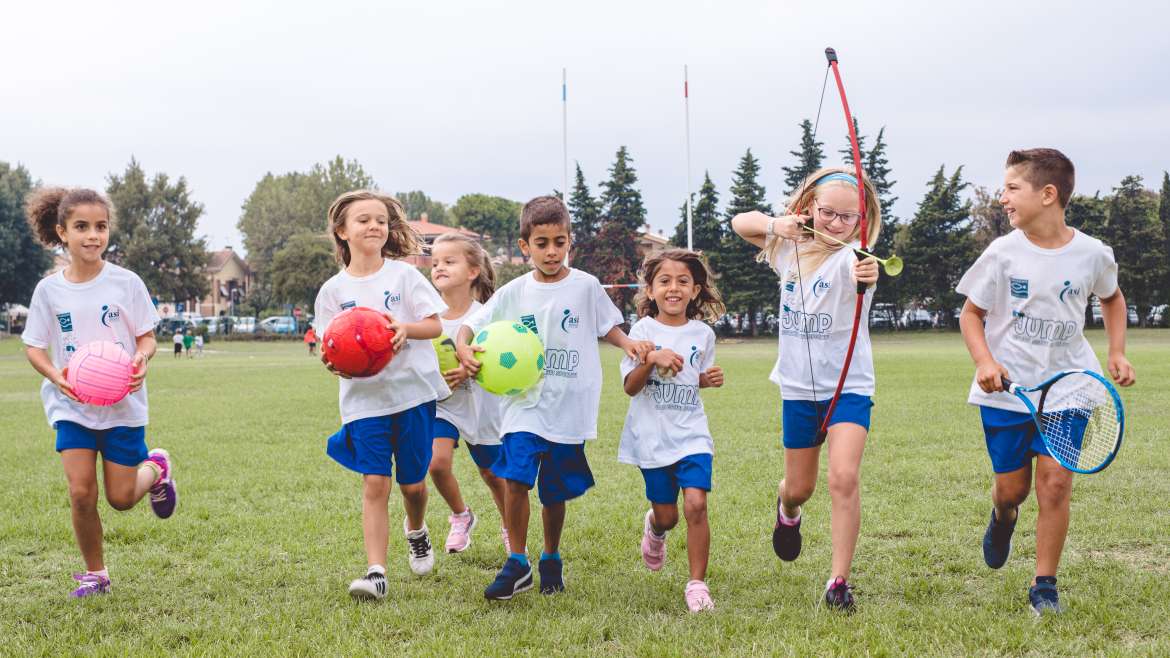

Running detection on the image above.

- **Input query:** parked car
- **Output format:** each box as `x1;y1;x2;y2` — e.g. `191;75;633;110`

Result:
1127;305;1139;326
258;316;297;335
900;308;932;329
230;316;256;334
1090;298;1103;325
156;317;195;336
870;303;897;329
1148;304;1167;327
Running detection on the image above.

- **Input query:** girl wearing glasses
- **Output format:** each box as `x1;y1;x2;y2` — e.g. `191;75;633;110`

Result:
730;167;883;612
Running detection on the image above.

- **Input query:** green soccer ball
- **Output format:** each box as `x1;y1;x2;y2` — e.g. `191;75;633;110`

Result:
472;320;546;396
432;334;459;373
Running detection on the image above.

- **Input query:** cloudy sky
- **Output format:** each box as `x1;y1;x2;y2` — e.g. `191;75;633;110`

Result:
3;0;1167;254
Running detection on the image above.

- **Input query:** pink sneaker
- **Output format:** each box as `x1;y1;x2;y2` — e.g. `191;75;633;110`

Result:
685;579;714;612
641;509;666;571
501;526;511;553
70;572;111;598
445;508;477;553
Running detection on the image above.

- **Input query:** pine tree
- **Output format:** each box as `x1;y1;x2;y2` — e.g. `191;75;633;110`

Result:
568;163;602;272
713;150;775;335
898;166;973;326
1106;175;1162;324
781;119;825;196
595;147;647;310
841;121;903;315
0;162;52;307
671;172;722;253
970;187;1011;250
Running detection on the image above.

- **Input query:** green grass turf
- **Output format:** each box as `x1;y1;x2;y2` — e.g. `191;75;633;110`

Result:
1;330;1168;656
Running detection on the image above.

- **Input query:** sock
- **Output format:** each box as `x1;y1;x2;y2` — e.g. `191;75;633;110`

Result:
143;460;163;485
1035;575;1057;586
367;564;386;576
540;551;561;562
779;505;801;526
509;552;529;567
87;568;109;579
455;508;471;518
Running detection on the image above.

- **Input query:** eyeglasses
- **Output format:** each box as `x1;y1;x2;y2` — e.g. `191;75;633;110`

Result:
813;203;862;226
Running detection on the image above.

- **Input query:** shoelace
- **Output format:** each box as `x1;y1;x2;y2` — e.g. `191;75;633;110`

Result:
150;486;168;503
407;532;431;558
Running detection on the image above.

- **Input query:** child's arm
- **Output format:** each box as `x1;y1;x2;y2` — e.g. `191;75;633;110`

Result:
699;366;724;388
623;349;684;396
731;211;805;249
959;299;1010;393
1099;290;1136;386
455;324;484;376
386;313;442;351
24;346;80;402
127;332;158;393
603;325;654;363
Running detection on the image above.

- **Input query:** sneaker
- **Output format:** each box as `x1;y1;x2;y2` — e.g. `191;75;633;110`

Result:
824;577;856;613
348;570;387;601
146;449;178;519
538;556;565;595
641;509;666;571
484;557;534;600
69;572;111;598
501;526;512;553
982;508;1016;569
772;499;802;562
404;520;435;575
445;508;477;554
685;579;715;612
1029;576;1061;615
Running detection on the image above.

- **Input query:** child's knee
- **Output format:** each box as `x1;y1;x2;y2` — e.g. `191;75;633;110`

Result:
682;495;707;524
1035;472;1072;507
106;492;135;511
398;481;426;502
783;479;816;505
428;453;452;476
362;475;393;500
653;505;680;530
993;477;1031;507
827;468;859;499
68;483;98;510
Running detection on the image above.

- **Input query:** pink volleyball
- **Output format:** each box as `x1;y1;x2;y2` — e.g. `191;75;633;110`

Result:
66;341;134;406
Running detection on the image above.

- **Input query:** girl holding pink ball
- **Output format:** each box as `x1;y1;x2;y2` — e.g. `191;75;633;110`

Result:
21;187;178;599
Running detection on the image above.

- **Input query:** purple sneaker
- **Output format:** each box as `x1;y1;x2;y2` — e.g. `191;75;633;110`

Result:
70;572;111;598
146;448;178;519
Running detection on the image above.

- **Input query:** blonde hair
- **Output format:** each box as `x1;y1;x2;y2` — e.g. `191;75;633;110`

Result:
432;233;497;303
634;249;725;323
327;190;422;265
758;166;881;275
25;187;114;247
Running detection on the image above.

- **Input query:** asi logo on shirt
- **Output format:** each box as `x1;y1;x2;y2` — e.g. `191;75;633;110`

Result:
100;304;121;327
560;308;580;332
812;276;832;298
1059;280;1082;303
1010;277;1029;299
383;290;402;310
689;345;701;368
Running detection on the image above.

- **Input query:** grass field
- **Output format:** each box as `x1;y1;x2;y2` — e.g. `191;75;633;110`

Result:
1;330;1168;656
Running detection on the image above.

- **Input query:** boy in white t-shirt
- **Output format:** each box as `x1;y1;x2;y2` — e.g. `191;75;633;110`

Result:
456;196;652;601
958;148;1135;615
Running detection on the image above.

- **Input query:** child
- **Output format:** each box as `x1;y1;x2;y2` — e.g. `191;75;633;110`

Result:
455;195;652;600
619;249;725;612
731;167;882;612
182;330;194;358
957;148;1135;614
172;330;183;358
304;326;318;356
313;190;450;600
428;234;508;554
194;332;204;357
20;187;178;598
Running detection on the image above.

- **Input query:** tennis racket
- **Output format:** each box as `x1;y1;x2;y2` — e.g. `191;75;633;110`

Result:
1002;369;1125;474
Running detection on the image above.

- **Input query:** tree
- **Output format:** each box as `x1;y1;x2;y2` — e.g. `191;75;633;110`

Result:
595;147;647;310
898;166;973;326
714;150;775;335
842;122;903;315
397;190;449;225
1159;172;1170;308
567;163;602;272
269;233;338;309
450;194;522;259
1106;176;1162;324
238;156;374;277
781;119;825;196
970;187;1011;250
106;159;210;304
598;147;646;232
1066;193;1108;238
0;162;52;307
671;172;722;254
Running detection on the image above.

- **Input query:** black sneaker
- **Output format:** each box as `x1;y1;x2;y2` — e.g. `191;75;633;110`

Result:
539;557;565;595
1029;576;1061;615
348;570;387;601
484;557;534;601
772;499;802;561
823;577;856;613
982;508;1016;569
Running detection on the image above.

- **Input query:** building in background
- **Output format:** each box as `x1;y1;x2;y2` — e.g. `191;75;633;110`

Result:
404;214;483;267
182;247;253;318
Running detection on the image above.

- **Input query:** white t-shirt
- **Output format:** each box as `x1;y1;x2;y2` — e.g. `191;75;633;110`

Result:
173;333;183;345
768;240;875;400
437;302;502;446
464;268;624;444
21;263;161;430
618;318;716;469
956;228;1118;412
313;259;450;424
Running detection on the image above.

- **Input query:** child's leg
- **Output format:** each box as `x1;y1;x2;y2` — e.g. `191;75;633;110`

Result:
992;466;1032;523
541;502;565;555
428;438;467;514
504;480;531;554
682;488;709;582
61;449;104;571
1033;455;1072;580
826;422;867;581
101;459;162;511
478;467;507;519
650;502;680;533
399;481;428;532
361;474;393;567
779;446;820;516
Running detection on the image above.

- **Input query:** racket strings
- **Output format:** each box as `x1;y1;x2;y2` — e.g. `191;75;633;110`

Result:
1038;376;1121;471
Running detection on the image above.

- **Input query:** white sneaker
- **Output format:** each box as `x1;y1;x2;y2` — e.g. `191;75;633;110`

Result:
348;570;387;600
404;520;435;575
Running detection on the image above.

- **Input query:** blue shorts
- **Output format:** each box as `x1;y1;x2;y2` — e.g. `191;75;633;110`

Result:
433;417;460;441
55;421;148;468
491;432;594;505
782;393;873;449
980;406;1052;473
640;453;713;504
327;401;435;484
433;418;501;470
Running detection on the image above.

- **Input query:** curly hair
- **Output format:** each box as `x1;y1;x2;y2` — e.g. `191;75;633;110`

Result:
25;187;114;247
634;249;725;322
327;190;422;266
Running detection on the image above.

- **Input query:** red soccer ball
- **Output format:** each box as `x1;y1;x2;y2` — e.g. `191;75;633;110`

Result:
322;307;397;378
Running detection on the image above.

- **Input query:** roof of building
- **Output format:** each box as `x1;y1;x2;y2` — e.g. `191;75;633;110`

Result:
206;247;251;275
408;214;482;239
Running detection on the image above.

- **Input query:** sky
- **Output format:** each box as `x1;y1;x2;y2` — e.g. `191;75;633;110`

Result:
3;0;1168;255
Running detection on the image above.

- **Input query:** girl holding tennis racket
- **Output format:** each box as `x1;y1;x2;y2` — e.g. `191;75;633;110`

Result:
958;148;1135;615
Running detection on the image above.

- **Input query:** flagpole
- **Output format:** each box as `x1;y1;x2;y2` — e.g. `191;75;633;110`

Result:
684;65;694;251
562;68;569;204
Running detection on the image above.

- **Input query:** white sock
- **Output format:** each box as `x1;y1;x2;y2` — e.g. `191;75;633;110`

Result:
88;568;109;579
367;565;385;576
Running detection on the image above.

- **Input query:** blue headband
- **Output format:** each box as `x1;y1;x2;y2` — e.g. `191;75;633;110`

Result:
815;173;858;187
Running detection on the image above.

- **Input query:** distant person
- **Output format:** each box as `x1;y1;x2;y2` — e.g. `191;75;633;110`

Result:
731;167;885;612
194;333;204;357
20;186;177;599
182;331;194;359
172;330;183;359
957;149;1135;615
304;326;317;356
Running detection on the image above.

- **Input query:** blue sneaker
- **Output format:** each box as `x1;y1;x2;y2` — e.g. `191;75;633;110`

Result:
484;557;533;601
982;508;1016;569
539;557;565;595
1029;576;1061;615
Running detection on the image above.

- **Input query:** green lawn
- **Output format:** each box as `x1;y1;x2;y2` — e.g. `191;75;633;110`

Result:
1;330;1168;656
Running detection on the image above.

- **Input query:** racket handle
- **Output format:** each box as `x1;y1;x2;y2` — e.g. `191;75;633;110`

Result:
1000;376;1015;392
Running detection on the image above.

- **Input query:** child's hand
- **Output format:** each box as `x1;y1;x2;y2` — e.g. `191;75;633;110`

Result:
442;366;468;390
321;353;352;379
127;352;149;393
383;313;407;351
627;339;655;363
852;256;879;285
456;343;484;376
1108;353;1135;387
699;366;724;388
975;359;1010;393
53;369;81;402
773;214;807;241
649;349;684;377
